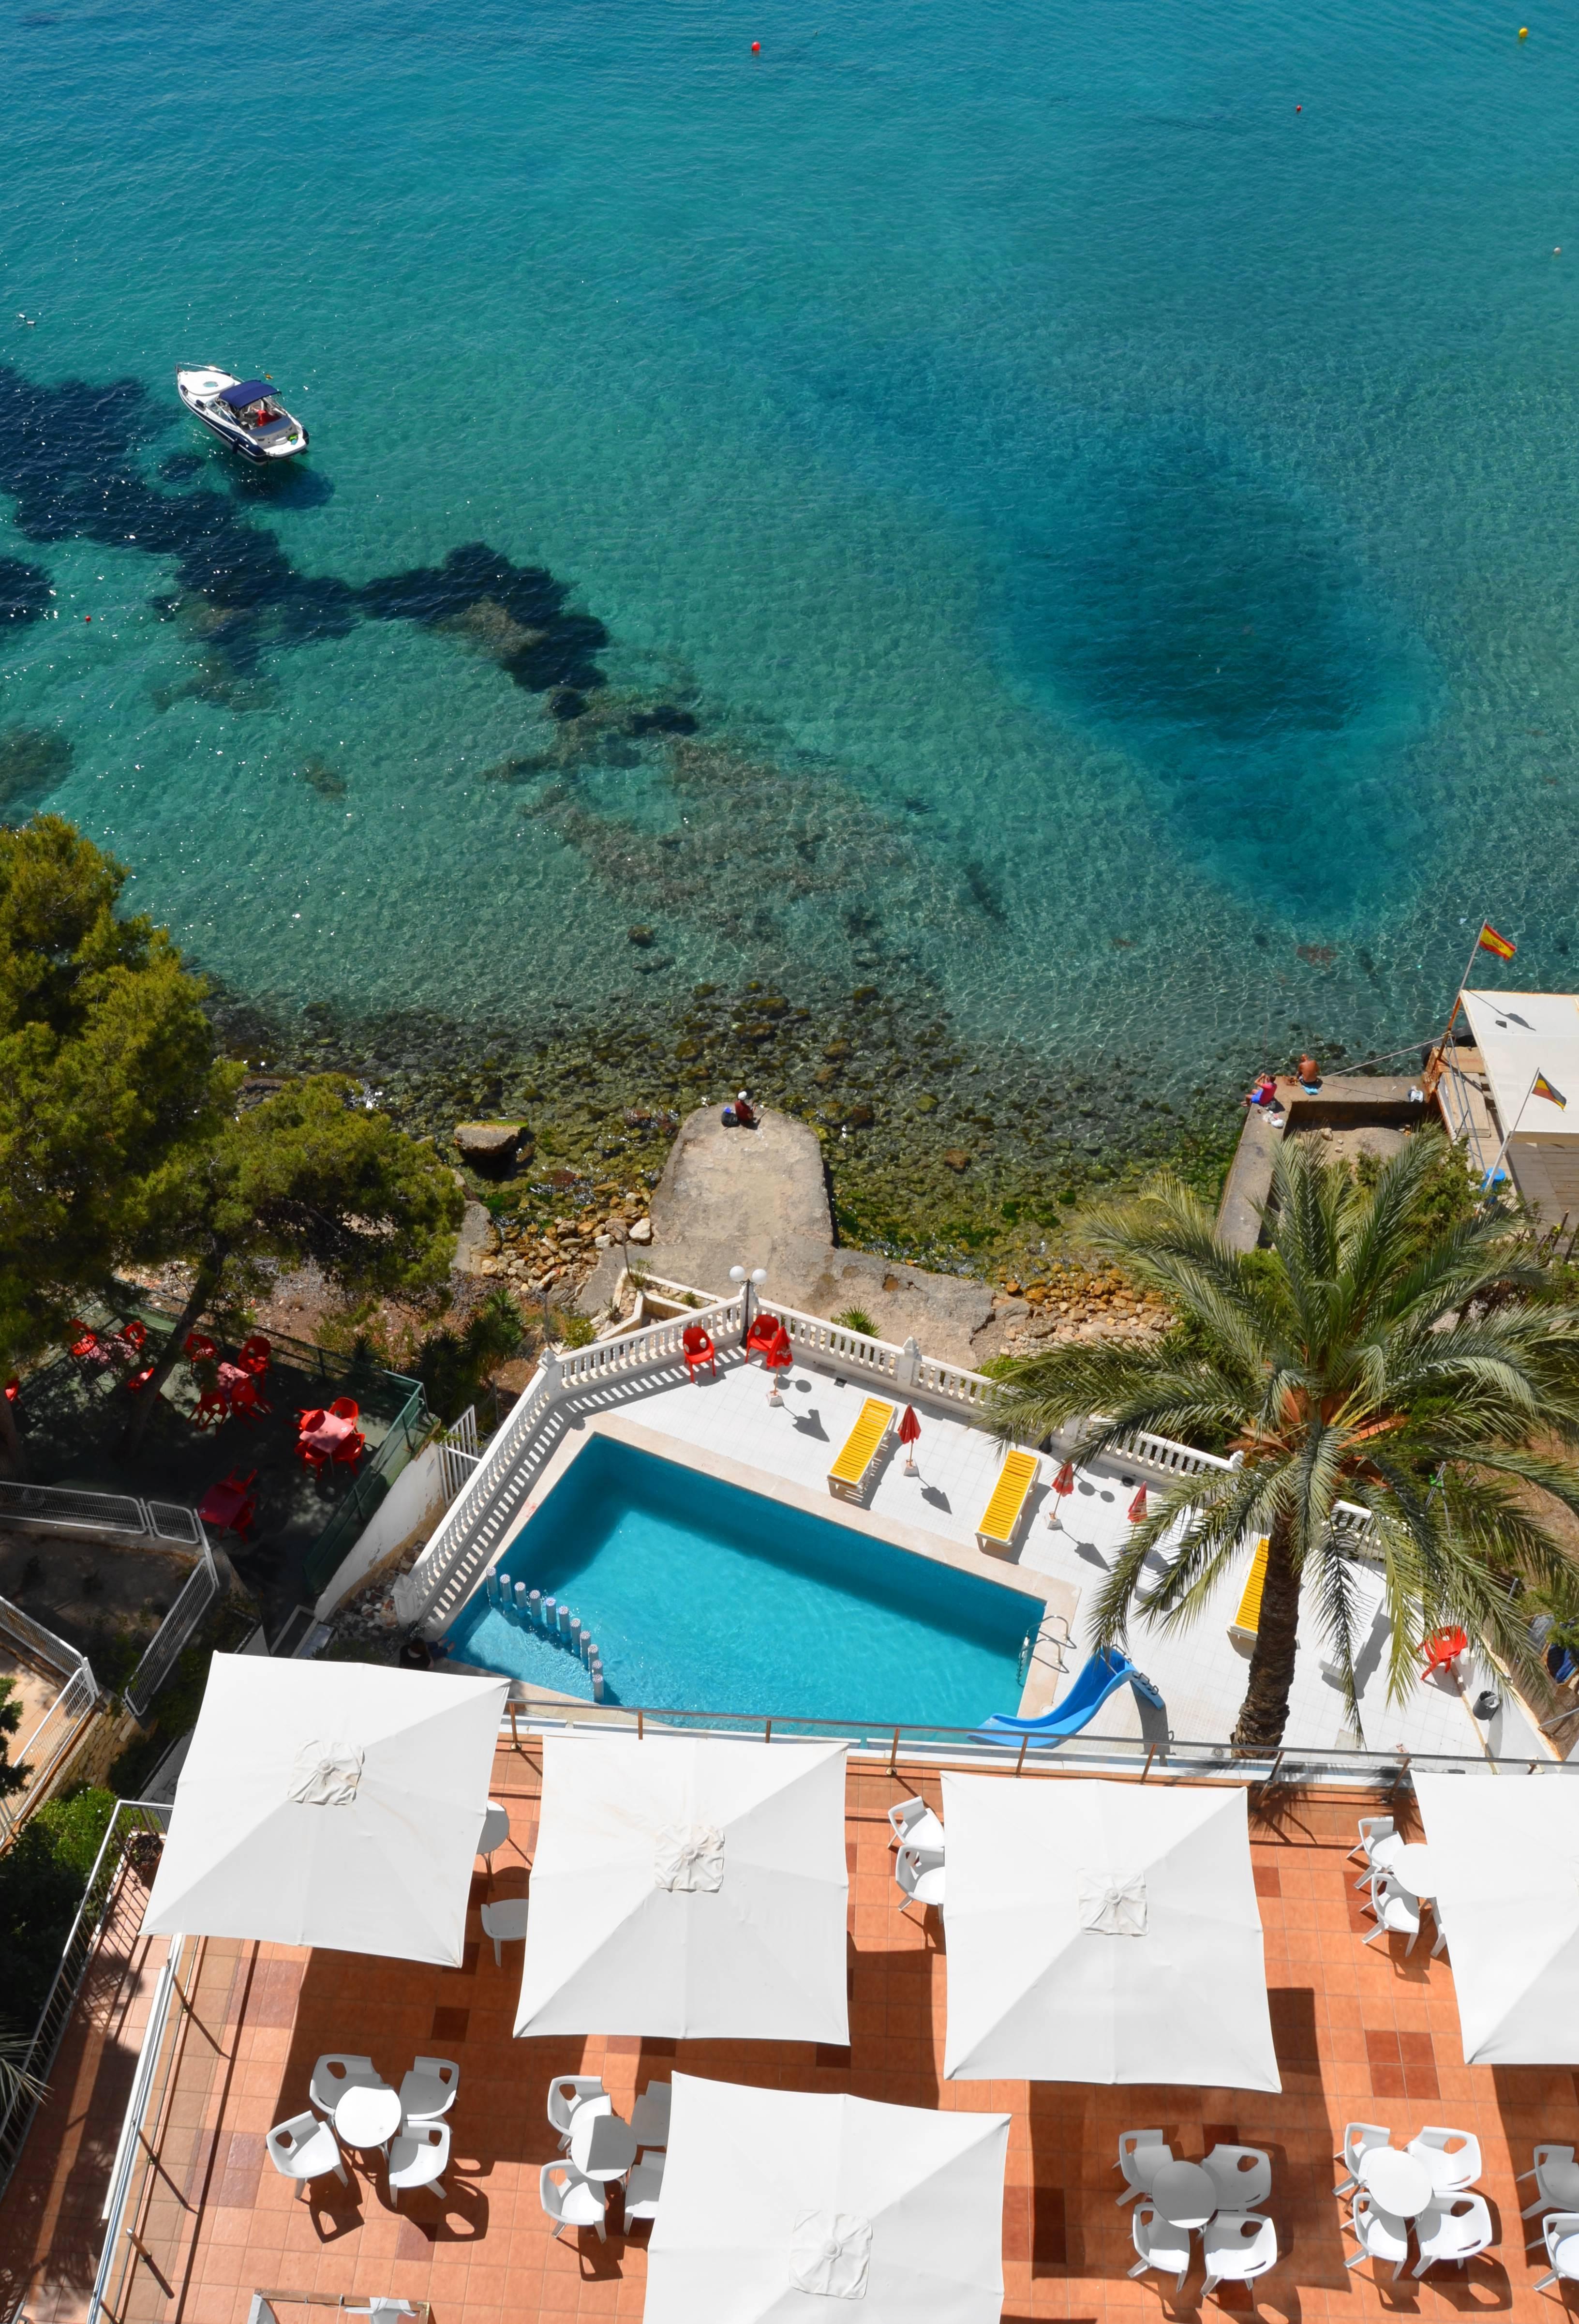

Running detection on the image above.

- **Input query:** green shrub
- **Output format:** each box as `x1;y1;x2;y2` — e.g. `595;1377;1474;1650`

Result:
557;1313;596;1349
833;1307;878;1336
414;1290;525;1422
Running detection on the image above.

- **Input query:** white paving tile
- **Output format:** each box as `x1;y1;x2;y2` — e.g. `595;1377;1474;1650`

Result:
514;1347;1548;1766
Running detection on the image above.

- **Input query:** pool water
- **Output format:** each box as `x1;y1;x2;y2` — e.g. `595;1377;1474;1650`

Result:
443;1437;1040;1729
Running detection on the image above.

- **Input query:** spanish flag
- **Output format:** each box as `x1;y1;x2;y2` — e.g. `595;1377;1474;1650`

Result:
1534;1073;1567;1110
1477;921;1517;961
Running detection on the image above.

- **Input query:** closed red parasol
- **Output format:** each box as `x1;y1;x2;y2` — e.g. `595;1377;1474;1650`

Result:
1127;1484;1148;1522
898;1403;922;1472
1053;1459;1075;1495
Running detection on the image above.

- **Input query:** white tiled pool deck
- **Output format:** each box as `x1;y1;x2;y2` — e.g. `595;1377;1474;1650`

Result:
481;1341;1549;1765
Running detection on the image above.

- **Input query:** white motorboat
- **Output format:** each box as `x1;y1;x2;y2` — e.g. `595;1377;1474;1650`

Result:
175;367;308;462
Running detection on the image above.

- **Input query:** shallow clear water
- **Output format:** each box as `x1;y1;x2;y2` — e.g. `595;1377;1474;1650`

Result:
3;0;1579;1082
443;1437;1038;1724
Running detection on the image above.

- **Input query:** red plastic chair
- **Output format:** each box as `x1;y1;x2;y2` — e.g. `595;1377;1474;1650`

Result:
744;1314;781;1362
124;1364;156;1396
191;1387;229;1430
295;1409;330;1472
237;1334;271;1378
681;1323;716;1381
3;1377;17;1408
66;1319;108;1367
185;1331;219;1364
331;1428;367;1469
1421;1625;1469;1678
226;1376;269;1424
328;1395;359;1423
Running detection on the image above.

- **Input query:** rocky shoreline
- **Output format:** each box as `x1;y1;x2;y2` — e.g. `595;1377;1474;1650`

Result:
208;969;1259;1301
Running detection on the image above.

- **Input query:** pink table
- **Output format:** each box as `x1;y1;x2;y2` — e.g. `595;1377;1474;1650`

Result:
301;1410;356;1456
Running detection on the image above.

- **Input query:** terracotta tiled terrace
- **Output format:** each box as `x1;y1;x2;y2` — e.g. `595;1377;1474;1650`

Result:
5;1745;1577;2324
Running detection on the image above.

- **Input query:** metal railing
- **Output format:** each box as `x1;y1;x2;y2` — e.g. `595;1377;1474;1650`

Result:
299;1378;431;1599
0;1596;101;1845
0;1797;168;2200
123;1523;222;1724
494;1694;1578;1788
0;1477;203;1547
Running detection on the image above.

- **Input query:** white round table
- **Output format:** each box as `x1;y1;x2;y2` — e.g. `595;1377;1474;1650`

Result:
334;2083;402;2151
570;2107;637;2181
1359;2147;1434;2219
1151;2160;1217;2228
1388;1844;1435;1899
1552;2231;1579;2281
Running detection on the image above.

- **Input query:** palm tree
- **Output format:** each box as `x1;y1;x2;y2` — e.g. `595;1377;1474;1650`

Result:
988;1131;1579;1751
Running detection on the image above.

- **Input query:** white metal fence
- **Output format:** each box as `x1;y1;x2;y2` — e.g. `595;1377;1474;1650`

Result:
0;1596;101;1844
0;1476;203;1546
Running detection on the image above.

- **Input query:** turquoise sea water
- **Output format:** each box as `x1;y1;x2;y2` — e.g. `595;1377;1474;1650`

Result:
2;0;1579;1085
444;1436;1039;1723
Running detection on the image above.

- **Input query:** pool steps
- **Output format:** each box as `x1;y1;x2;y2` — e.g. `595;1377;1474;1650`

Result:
484;1568;607;1699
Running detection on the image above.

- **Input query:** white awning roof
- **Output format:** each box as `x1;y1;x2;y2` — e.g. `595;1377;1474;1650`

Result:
1415;1774;1579;2063
644;2072;1010;2324
139;1654;506;1965
516;1733;849;2042
940;1773;1280;2088
1460;989;1579;1139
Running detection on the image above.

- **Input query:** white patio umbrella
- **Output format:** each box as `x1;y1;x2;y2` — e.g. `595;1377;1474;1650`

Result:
140;1653;507;1965
1415;1772;1579;2063
941;1773;1280;2088
644;2072;1010;2324
516;1733;848;2041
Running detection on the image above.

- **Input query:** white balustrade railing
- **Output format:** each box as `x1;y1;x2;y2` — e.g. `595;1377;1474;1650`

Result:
394;1290;745;1631
391;1268;1335;1637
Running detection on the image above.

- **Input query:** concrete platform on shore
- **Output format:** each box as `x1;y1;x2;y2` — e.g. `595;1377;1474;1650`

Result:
579;1106;1000;1366
1216;1075;1429;1251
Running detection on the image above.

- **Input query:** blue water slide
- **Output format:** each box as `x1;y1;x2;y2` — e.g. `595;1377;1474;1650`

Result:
972;1646;1163;1748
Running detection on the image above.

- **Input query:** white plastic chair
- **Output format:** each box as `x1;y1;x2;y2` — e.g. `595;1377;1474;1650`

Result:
1407;2126;1482;2197
1335;2122;1391;2198
1521;2144;1579;2223
630;2079;671;2151
1363;1872;1422;1953
481;1896;530;1962
1350;1815;1399;1887
1344;2192;1409;2279
887;1796;944;1852
1203;2144;1271;2211
309;2054;387;2117
1201;2211;1277;2297
387;2122;449;2206
895;1844;945;1918
477;1800;510;1868
1116;2129;1174;2204
398;2056;459;2123
268;2109;347;2196
1411;2193;1492;2276
1348;1813;1396;1870
540;2159;606;2244
548;2075;608;2152
625;2155;665;2222
1534;2210;1579;2291
1129;2200;1191;2295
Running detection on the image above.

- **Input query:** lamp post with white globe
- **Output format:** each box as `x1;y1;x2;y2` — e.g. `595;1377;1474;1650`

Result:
729;1263;769;1336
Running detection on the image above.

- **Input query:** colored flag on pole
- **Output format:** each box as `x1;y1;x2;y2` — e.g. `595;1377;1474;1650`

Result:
1534;1073;1567;1110
1477;922;1517;961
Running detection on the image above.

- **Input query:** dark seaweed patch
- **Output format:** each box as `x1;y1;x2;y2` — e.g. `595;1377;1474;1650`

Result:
0;727;70;823
0;556;51;624
0;364;607;693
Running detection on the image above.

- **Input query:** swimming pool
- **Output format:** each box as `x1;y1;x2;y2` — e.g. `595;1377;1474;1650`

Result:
443;1436;1042;1730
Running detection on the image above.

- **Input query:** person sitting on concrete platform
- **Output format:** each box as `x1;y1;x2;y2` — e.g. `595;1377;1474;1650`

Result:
1243;1074;1277;1110
1298;1054;1322;1092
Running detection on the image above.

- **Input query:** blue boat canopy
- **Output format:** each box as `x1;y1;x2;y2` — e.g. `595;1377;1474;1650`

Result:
218;379;273;409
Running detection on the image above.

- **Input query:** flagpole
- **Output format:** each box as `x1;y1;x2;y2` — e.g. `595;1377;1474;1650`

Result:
1441;924;1490;1062
1480;1065;1540;1196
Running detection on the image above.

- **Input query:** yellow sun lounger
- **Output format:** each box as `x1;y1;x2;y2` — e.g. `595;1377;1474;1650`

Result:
975;1448;1041;1556
828;1396;895;1503
1229;1536;1271;1647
